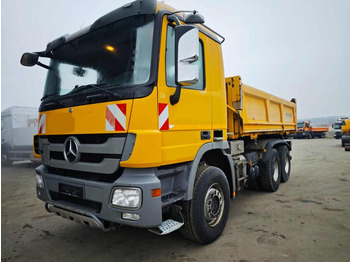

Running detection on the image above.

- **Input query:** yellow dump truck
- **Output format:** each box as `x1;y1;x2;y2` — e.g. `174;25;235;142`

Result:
341;119;350;147
21;0;296;244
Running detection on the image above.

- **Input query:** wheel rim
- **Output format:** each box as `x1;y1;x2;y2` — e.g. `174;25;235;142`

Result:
204;183;224;227
284;155;290;174
273;158;279;181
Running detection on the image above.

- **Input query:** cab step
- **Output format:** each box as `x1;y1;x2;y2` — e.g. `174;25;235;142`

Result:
148;205;184;235
148;219;184;235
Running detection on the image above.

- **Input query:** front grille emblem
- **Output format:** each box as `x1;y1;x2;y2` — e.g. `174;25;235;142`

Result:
63;136;80;164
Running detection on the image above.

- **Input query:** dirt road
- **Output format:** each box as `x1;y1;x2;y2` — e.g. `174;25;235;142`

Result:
2;139;350;262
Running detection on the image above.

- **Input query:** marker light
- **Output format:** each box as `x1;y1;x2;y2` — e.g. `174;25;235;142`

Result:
151;188;161;197
105;45;116;52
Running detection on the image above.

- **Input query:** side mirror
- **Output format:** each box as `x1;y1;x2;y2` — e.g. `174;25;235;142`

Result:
20;53;39;67
170;25;199;105
175;25;199;86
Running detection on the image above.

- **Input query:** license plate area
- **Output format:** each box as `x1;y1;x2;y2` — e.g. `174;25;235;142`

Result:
59;183;83;199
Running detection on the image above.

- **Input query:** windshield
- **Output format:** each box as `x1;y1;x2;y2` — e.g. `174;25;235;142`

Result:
297;123;304;128
43;15;154;101
334;123;341;129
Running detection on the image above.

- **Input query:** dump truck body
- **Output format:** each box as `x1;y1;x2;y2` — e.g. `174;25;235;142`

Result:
226;76;296;140
22;0;296;244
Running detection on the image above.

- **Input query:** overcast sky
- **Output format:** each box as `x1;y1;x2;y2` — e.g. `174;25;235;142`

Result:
2;0;350;119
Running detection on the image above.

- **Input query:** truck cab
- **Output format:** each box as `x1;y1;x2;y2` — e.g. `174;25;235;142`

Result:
21;0;228;239
333;121;343;139
295;121;311;138
333;117;349;139
1;107;38;165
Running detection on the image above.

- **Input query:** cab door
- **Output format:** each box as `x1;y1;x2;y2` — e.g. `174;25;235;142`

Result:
157;20;212;166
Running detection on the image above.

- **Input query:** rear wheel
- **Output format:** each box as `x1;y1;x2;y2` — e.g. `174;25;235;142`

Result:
278;146;291;182
179;165;230;244
258;148;281;192
342;137;345;147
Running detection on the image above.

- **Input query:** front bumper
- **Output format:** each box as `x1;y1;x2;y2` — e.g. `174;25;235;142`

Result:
334;132;342;138
36;165;162;229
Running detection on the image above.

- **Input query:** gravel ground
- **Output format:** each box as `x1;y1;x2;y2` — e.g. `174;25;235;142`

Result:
1;138;350;262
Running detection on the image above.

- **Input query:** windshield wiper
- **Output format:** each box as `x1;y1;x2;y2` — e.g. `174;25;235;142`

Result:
41;93;66;106
71;84;121;99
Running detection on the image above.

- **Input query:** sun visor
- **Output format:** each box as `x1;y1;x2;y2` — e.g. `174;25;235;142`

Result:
90;0;156;32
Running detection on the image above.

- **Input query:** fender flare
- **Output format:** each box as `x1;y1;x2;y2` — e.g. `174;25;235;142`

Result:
184;141;236;201
262;140;291;163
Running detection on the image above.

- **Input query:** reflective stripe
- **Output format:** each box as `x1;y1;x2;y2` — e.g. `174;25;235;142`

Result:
106;104;126;131
38;114;46;134
158;103;169;131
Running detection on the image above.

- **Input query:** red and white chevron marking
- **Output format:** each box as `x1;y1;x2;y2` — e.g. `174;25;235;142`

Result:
38;114;46;134
106;104;127;131
158;103;169;130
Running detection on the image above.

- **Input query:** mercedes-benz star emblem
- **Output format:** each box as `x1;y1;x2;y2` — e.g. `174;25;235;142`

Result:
63;136;80;164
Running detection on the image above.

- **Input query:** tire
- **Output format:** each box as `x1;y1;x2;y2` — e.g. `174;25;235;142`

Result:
258;148;281;192
278;146;291;182
179;165;230;244
342;138;345;147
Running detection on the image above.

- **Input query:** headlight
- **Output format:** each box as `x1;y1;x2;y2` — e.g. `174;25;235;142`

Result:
110;188;142;209
36;174;44;188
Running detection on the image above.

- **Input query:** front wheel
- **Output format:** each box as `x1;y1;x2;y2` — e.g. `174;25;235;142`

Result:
179;165;230;244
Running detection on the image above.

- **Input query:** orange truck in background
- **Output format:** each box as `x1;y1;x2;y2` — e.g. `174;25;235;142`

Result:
293;121;328;139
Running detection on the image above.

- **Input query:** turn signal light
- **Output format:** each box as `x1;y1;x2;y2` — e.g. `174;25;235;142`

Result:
151;188;161;197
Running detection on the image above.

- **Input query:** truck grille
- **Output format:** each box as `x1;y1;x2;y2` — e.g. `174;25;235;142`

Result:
47;166;123;183
37;134;126;180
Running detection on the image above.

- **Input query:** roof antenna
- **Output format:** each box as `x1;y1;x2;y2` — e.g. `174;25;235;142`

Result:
80;21;85;30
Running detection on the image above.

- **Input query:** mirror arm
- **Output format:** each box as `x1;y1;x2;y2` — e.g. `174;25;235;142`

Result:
167;15;181;26
37;62;52;70
170;84;182;105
